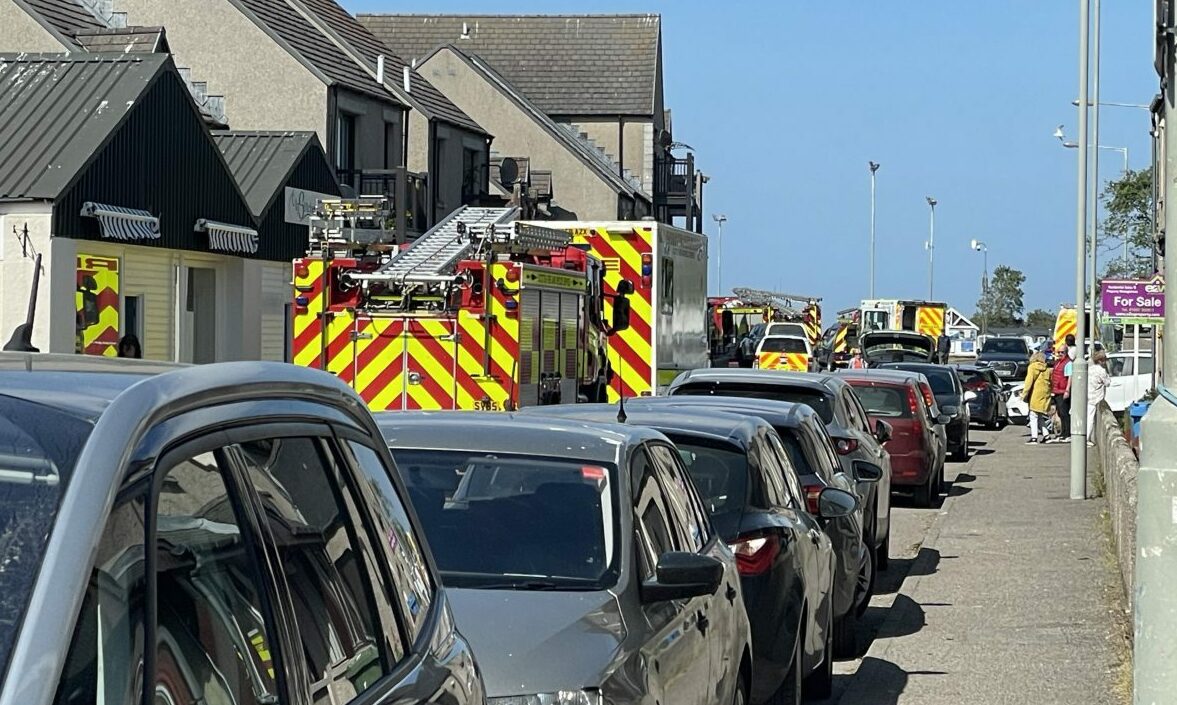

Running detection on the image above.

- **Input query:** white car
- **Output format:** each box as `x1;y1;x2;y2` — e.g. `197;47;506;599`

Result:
1006;381;1029;422
1104;351;1154;413
765;321;807;338
753;334;815;371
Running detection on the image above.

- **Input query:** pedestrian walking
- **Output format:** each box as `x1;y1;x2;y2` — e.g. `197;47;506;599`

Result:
1065;333;1078;362
117;334;142;359
1022;351;1052;443
848;348;867;369
1050;343;1072;442
1087;350;1111;446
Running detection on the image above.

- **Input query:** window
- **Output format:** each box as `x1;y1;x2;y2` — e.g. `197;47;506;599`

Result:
1109;357;1134;377
1139;356;1155;375
648;443;708;551
336;113;357;173
659;256;675;316
671;382;835;423
461;146;482;203
384;121;398;170
853;385;912;419
54;499;147;705
671;438;748;539
841;388;869;432
154;451;279;705
632;449;676;578
863;310;889;332
124;295;143;343
767;434;806;509
236;437;395;702
347;443;434;641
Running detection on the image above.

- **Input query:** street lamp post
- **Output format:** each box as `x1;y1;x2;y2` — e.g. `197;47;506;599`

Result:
1070;0;1091;500
971;240;989;337
869;161;880;298
712;214;727;295
925;196;937;299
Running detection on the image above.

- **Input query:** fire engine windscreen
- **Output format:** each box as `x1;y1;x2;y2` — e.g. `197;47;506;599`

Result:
391;450;617;588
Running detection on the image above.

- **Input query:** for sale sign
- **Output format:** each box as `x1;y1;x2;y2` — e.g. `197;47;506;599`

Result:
1100;276;1165;324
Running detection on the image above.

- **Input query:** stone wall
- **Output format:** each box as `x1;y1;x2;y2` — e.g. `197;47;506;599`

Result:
1094;401;1138;613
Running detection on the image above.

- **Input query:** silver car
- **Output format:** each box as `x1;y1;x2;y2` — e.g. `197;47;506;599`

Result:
378;411;754;705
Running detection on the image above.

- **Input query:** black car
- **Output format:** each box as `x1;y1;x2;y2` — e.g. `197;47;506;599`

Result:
882;362;972;461
975;337;1031;384
0;354;485;705
522;404;857;704
617;395;879;658
956;365;1009;429
378;411;753;705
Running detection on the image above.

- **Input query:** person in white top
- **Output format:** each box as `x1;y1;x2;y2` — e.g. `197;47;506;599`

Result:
1087;350;1111;445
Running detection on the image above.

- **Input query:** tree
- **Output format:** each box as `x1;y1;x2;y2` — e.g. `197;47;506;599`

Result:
1101;167;1154;279
974;265;1026;327
1025;308;1055;330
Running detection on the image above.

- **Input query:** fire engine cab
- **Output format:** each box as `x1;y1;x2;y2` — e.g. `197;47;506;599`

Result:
292;200;630;411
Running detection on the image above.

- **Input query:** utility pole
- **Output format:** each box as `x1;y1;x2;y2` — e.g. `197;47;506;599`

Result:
971;239;989;337
1089;0;1101;336
869;161;880;298
1070;0;1090;500
926;196;937;299
712;213;727;295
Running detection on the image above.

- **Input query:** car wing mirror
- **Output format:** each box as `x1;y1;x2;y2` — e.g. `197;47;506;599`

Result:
936;413;953;425
641;551;724;603
851;460;883;484
818;487;858;519
874;419;892;444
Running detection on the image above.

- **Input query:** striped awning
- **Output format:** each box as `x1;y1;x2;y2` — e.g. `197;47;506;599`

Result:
195;219;258;254
81;202;160;241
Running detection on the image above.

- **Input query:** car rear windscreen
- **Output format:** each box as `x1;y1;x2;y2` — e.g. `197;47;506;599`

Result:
671;382;835;423
777;433;816;478
669;438;749;539
759;337;807;354
886;365;956;396
981;339;1028;355
849;384;912;418
391;449;616;589
0;396;90;678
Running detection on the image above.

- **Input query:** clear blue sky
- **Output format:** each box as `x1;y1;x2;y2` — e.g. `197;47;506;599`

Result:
344;1;1156;318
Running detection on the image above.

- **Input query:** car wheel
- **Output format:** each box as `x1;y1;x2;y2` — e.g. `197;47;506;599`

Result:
987;410;1001;430
806;602;835;697
768;631;803;705
857;539;875;614
952;433;969;462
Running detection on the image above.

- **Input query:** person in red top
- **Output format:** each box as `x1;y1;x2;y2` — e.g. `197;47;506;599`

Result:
848;348;867;369
1050;343;1073;441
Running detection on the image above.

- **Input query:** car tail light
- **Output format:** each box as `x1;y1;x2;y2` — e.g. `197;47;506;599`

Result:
803;483;824;515
907;386;921;417
834;438;859;455
920;384;935;409
728;533;781;576
965;379;987;392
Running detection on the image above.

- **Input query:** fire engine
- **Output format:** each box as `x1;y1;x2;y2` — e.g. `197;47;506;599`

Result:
292;201;630;411
538;221;709;398
707;288;823;367
819;299;948;369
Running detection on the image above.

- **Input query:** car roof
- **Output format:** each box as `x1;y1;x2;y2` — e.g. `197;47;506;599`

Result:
952;364;988;372
839;371;920;388
837;368;926;385
0;353;186;421
375;410;665;464
881;362;950;373
514;403;766;448
761;334;808;341
672;368;840;392
623;395;817;429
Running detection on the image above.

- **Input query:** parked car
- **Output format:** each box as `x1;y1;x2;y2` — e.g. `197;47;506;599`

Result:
0;354;484;705
881;363;973;461
1105;351;1155;413
666;369;894;571
613;395;879;658
766;322;808;338
377;411;753;705
955;364;1009;429
975;336;1031;385
754;335;815;371
840;370;952;507
1006;380;1030;421
737;322;769;365
858;330;938;366
519;404;853;702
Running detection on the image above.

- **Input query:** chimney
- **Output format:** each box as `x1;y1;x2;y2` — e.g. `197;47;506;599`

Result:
403;65;410;93
109;11;127;28
376;55;384;84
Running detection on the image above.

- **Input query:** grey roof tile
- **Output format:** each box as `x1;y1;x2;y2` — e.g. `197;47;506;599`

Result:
357;14;661;116
17;0;104;46
213;130;319;216
0;52;166;199
74;25;168;53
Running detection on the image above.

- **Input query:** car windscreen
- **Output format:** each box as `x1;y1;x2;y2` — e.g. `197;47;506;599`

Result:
0;396;91;678
848;384;912;418
391;449;617;589
759;337;807;354
982;339;1028;355
671;382;835;423
957;369;987;385
669;437;749;539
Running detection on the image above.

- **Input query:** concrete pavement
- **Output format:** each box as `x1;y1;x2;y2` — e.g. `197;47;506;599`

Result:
833;425;1129;704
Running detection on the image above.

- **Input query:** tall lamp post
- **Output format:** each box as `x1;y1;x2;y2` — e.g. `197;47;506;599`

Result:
971;239;989;337
712;213;727;295
925;196;937;299
1070;0;1091;500
869;161;880;298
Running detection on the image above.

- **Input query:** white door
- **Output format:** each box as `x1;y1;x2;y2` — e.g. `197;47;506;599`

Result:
1105;355;1136;412
178;265;218;363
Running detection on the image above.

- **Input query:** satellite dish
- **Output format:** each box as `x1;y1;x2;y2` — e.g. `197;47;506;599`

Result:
499;157;519;185
658;130;672;148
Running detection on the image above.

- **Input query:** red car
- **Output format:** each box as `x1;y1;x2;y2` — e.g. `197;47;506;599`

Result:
840;370;950;507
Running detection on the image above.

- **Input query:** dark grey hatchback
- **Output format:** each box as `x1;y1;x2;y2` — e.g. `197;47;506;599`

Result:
377;411;753;705
0;354;484;705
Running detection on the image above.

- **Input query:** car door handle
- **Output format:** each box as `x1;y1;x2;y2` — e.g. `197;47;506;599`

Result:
696;610;710;636
725;584;738;603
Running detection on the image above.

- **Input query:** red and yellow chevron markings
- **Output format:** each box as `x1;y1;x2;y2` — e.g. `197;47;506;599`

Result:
916;306;945;338
757;352;809;371
75;254;120;356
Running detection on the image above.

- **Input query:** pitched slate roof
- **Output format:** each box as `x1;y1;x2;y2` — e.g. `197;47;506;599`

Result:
291;0;483;133
15;0;104;47
440;47;647;202
357;13;661;117
74;26;169;53
213;131;328;216
0;52;168;199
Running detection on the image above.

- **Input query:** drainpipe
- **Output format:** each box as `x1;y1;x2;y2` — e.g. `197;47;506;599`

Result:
617;116;625;180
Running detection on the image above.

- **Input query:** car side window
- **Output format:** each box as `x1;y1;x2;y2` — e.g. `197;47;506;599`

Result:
346;442;435;643
632;448;678;578
763;435;804;509
648;442;709;551
843;388;871;433
813;424;844;478
54;497;147;705
154;450;280;705
235;437;399;701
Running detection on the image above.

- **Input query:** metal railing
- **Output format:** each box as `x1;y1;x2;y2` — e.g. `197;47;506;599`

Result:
336;167;428;240
654;153;696;206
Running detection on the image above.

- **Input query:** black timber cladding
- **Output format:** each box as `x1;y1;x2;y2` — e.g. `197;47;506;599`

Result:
215;131;340;256
357;14;661;117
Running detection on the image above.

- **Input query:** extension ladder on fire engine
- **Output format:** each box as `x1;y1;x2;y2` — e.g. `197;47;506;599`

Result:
381;206;519;283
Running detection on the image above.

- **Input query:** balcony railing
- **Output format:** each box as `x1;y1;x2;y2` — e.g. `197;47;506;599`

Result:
654;153;696;209
337;167;428;240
